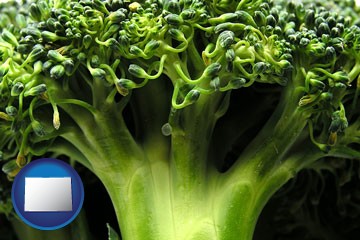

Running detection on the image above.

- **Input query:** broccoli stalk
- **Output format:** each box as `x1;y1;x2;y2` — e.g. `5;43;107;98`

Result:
1;0;360;239
10;210;91;240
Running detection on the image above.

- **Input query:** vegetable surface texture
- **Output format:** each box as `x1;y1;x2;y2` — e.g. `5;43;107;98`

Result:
1;0;360;239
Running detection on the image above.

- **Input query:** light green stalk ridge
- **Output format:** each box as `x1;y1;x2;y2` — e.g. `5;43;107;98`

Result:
10;210;92;240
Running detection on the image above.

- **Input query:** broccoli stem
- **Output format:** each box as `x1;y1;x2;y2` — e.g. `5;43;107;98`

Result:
49;60;324;240
42;45;328;240
10;209;91;240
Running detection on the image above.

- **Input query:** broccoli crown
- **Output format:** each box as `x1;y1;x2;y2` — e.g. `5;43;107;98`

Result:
0;1;359;239
0;0;359;175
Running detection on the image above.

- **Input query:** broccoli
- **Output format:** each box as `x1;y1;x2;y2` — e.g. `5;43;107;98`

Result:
0;0;360;239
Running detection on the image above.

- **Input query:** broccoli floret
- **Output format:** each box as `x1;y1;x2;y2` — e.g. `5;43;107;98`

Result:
0;0;359;239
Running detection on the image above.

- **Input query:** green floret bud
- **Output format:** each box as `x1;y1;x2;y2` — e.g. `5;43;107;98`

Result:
0;112;12;121
106;38;120;51
90;68;106;81
328;110;348;133
129;2;141;12
30;3;42;21
54;22;64;31
37;0;51;17
5;106;18;117
254;11;266;26
128;64;147;78
214;21;243;33
266;15;276;27
226;48;235;62
218;30;235;49
320;92;333;102
20;35;36;45
33;61;43;74
329;37;344;52
63;59;74;76
91;55;100;68
184;89;200;104
58;15;70;23
43;60;54;72
307;41;326;56
41;31;63;42
2;160;18;175
46;18;57;31
330;27;340;37
24;84;47;97
180;9;196;20
253;62;268;74
236;11;257;27
83;35;93;49
229;78;246;89
300;37;310;47
318;22;330;35
118;32;130;47
164;0;180;14
117;79;137;90
108;10;126;23
31;120;46;137
278;60;292;70
26;44;46;63
332;71;348;82
74;33;82;39
116;79;130;96
325;46;336;59
102;24;121;40
129;46;146;57
210;13;239;24
210;77;220;90
77;53;86;62
204;63;222;77
47;50;66;62
50;64;65;79
92;0;110;14
0;64;9;78
11;82;24;96
334;82;347;89
164;14;183;26
144;40;160;54
168;28;186;42
309;79;326;91
254;43;264;53
1;29;18;46
16;14;27;28
327;16;336;29
21;27;41;39
85;9;99;18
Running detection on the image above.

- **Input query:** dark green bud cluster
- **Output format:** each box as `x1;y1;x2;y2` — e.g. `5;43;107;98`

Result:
5;106;17;117
329;110;348;134
31;120;46;137
24;84;47;97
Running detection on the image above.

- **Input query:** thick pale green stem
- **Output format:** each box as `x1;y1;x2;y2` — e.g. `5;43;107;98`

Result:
96;151;301;240
10;210;91;240
213;172;285;239
169;92;224;207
